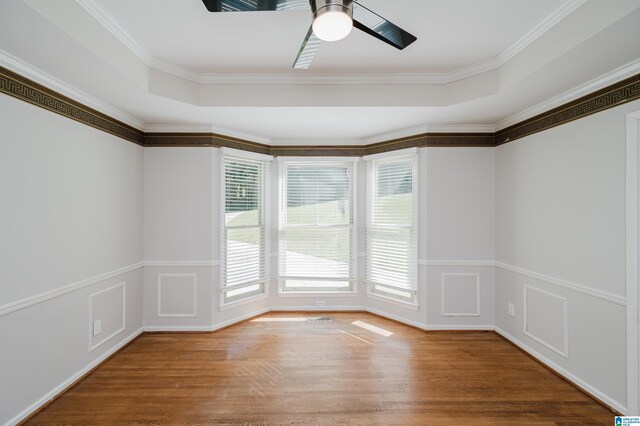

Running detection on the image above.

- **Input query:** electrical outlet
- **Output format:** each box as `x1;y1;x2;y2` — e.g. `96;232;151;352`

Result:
93;319;102;336
508;303;515;317
315;300;325;306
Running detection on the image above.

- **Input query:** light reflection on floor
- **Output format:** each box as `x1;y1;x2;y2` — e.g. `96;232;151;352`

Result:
352;320;394;337
336;329;372;346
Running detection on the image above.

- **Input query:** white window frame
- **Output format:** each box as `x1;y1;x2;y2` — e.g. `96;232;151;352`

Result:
220;147;272;309
277;157;358;295
364;148;419;309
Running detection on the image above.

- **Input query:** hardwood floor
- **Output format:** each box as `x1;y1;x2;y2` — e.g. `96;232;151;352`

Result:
26;312;615;425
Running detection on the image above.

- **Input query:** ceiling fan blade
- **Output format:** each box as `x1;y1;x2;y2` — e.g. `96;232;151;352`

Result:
293;26;321;69
352;1;417;50
202;0;309;12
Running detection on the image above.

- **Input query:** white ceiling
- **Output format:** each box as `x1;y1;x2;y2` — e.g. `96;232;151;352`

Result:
2;0;640;144
96;0;563;74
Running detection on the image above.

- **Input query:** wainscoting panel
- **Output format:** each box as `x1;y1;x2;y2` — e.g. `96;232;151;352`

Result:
143;265;213;329
424;263;495;328
494;266;627;413
523;285;568;358
441;273;481;317
1;267;143;426
89;282;126;351
144;263;275;331
157;274;197;318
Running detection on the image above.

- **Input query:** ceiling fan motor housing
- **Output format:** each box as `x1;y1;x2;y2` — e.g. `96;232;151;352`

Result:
310;0;354;20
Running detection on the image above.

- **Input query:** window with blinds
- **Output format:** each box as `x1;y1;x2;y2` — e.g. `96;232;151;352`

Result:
222;154;269;305
278;160;356;292
366;154;418;305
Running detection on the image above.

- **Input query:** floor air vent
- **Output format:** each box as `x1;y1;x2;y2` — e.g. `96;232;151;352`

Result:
307;316;332;322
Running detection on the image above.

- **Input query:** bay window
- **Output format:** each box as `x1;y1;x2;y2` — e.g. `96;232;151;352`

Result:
221;149;270;305
278;159;357;293
365;150;418;306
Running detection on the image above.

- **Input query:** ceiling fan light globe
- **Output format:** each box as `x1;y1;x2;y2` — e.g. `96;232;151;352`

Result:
312;10;353;42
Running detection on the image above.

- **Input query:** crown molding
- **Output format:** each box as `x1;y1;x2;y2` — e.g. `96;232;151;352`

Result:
498;0;587;67
144;123;271;144
197;72;449;85
422;133;496;147
364;124;430;145
144;124;217;133
444;0;586;83
367;133;496;153
424;124;497;134
363;124;495;145
150;56;201;83
145;124;498;147
142;131;496;157
0;49;144;130
74;0;585;86
0;59;495;154
143;132;272;155
269;145;369;157
3;61;640;155
496;57;640;131
0;64;145;145
75;0;153;65
270;138;365;146
495;70;640;145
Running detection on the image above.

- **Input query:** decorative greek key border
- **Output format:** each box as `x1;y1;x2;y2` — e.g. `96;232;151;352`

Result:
0;66;144;145
496;73;640;145
3;65;639;153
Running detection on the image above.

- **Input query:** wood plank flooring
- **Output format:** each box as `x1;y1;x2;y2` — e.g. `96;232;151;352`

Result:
26;312;615;425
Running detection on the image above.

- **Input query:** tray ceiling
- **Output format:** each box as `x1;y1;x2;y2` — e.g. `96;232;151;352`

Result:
94;0;563;74
2;0;640;143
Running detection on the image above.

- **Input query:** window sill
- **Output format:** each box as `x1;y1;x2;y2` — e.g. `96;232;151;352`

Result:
366;292;419;311
219;292;268;311
277;291;359;298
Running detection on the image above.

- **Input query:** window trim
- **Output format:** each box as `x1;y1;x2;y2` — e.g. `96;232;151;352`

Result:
219;148;272;309
277;157;358;295
365;151;419;308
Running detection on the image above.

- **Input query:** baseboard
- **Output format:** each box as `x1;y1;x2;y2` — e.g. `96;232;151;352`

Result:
426;324;495;331
144;308;272;333
9;327;144;426
144;325;215;332
211;308;271;331
144;305;415;334
364;307;429;330
11;311;622;424
11;309;272;424
494;326;626;415
270;305;365;312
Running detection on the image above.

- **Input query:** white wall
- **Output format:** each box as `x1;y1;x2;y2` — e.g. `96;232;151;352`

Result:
2;83;635;422
142;147;496;330
426;148;495;261
494;99;640;414
635;113;640;414
423;147;495;328
143;148;214;329
255;148;495;329
143;147;270;331
363;148;495;328
0;95;144;425
143;148;215;263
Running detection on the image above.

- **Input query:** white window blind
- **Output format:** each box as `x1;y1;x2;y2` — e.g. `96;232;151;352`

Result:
366;154;418;304
222;154;269;305
278;160;356;292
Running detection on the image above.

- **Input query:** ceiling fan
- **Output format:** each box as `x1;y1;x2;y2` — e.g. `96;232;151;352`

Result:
201;0;417;69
